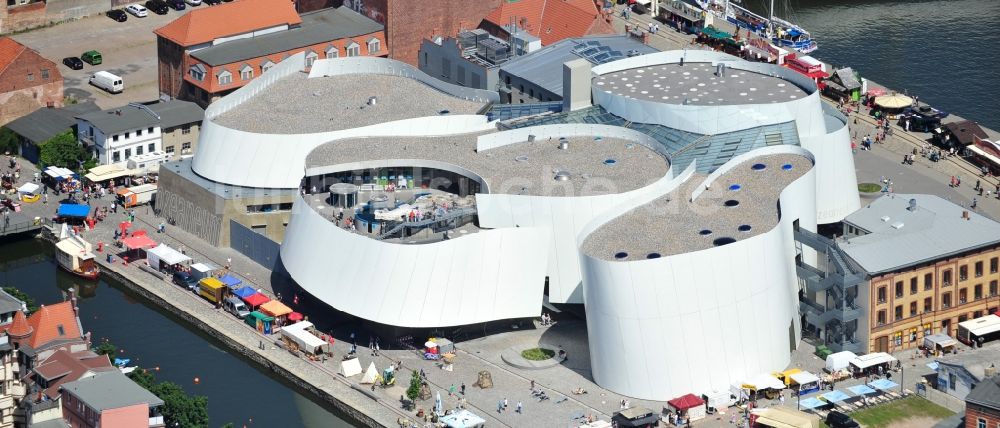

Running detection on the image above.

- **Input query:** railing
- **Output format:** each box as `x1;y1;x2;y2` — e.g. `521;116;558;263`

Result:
375;207;478;241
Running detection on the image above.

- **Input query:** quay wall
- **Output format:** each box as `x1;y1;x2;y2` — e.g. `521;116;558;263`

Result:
39;230;392;428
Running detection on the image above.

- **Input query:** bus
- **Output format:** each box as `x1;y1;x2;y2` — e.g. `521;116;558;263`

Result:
957;313;1000;347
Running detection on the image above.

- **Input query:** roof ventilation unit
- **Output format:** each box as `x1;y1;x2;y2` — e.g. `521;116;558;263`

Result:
368;96;377;106
907;199;917;211
558;138;569;150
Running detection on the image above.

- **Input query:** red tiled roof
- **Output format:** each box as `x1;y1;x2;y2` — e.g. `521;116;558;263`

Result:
154;0;303;47
6;310;33;338
484;0;609;45
0;37;27;76
26;301;82;349
31;349;113;399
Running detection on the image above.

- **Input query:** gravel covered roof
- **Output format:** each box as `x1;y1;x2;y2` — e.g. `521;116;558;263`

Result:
306;133;670;197
213;73;488;134
593;63;808;105
581;153;812;261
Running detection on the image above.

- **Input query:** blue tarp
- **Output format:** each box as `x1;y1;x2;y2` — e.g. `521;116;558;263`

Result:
57;204;90;217
233;286;256;299
821;390;852;402
870;379;899;390
220;274;242;288
848;384;878;395
799;397;827;409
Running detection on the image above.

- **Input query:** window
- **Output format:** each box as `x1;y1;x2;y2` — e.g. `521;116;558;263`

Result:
975;310;983;319
991;280;998;297
41;69;49;79
876;310;886;326
943;269;952;286
368;38;380;54
975;418;985;428
895;281;903;298
112;134;119;142
26;73;33;81
910;302;917;317
894;305;903;321
218;70;232;85
925;273;933;290
124;132;130;139
148;127;153;134
942;292;951;308
56;324;64;336
910;277;918;295
182;125;191;135
305;51;318;68
182;142;191;150
124;148;131;158
327;46;339;59
240;65;253;80
877;286;887;304
960;265;968;281
909;328;917;342
950;373;957;390
136;129;142;137
959;288;968;304
975;284;983;300
976;261;984;277
189;64;206;81
136;146;143;155
894;331;903;346
924;297;933;313
165;146;175;154
261;61;275;74
112;151;121;162
148;143;155;153
347;42;360;57
422;51;427;65
991;257;998;273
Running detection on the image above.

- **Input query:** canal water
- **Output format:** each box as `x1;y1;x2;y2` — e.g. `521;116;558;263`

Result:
0;238;353;428
745;0;1000;131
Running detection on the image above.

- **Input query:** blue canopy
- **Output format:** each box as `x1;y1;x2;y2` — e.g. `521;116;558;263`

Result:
799;397;827;409
848;384;877;395
821;390;852;402
870;379;899;390
219;274;242;288
233;286;256;299
58;204;90;217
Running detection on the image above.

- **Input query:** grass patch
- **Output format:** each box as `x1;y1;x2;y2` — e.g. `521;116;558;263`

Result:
521;347;555;361
858;183;882;193
850;396;953;428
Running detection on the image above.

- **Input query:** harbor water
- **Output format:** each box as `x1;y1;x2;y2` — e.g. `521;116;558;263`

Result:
0;238;353;428
747;0;1000;131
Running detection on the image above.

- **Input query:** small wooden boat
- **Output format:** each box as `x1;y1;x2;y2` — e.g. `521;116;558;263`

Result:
55;235;100;280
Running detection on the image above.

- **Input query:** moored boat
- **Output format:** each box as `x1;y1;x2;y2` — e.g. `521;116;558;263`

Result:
55;235;100;280
696;0;817;54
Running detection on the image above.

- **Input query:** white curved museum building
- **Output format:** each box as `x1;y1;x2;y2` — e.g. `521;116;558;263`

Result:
182;50;860;401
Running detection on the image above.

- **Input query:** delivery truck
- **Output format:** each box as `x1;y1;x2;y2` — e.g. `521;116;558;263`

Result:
116;184;157;208
197;277;226;306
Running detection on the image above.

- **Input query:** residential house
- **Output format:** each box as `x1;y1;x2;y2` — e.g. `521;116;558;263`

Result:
155;1;387;107
0;37;62;126
75;100;204;166
60;371;164;428
0;336;22;428
796;194;1000;354
935;342;1000;400
3;102;100;164
0;289;26;328
967;375;1000;428
497;35;657;103
20;349;114;428
478;0;615;47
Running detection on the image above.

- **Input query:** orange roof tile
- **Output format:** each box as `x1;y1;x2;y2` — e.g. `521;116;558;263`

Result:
484;0;606;45
26;301;82;349
6;310;32;338
0;37;27;76
154;0;303;47
32;349;113;399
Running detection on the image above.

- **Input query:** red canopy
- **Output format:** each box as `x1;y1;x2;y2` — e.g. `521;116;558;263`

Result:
668;394;705;411
121;232;157;250
288;312;303;322
242;293;270;308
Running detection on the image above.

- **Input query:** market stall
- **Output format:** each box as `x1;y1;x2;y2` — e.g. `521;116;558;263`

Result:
667;393;706;422
219;273;242;289
245;311;273;334
56;203;91;223
789;371;821;395
232;286;256;299
120;231;157;259
440;410;486;428
923;333;958;355
241;292;270;310
260;300;293;328
16;182;41;203
750;407;820;428
702;390;733;412
825;351;857;373
190;262;217;280
744;374;786;399
612;407;659;428
849;352;897;377
280;321;328;355
146;243;191;272
84;164;136;185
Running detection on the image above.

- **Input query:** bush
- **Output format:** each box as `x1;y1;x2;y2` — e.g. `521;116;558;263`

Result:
406;370;421;402
521;348;555;361
128;369;208;428
858;183;882;193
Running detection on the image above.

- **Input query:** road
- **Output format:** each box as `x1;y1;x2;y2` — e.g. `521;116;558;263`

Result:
11;6;193;109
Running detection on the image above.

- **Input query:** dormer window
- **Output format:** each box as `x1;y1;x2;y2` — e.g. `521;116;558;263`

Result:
261;60;275;74
217;69;232;86
305;51;318;68
325;46;338;59
346;42;360;57
240;64;253;80
367;38;380;54
188;64;206;81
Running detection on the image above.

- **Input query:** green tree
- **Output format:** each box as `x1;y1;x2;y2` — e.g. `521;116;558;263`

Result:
0;127;19;155
129;369;209;428
2;287;37;313
93;341;117;360
38;130;87;169
406;370;421;402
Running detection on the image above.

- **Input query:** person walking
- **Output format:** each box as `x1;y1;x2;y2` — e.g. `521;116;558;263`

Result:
515;401;523;414
460;383;466;395
530;379;535;390
503;397;508;412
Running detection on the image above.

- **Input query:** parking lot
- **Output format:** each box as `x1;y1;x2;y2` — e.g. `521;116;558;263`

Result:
11;5;193;109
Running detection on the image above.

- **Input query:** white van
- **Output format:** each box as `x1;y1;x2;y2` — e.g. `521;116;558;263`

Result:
89;71;123;94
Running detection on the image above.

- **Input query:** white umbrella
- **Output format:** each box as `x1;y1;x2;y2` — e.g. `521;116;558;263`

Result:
425;341;438;348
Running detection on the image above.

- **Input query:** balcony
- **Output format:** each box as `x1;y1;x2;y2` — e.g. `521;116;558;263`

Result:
149;415;164;427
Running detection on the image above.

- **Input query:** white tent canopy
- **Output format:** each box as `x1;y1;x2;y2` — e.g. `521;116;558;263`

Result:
17;182;40;194
84;164;136;182
190;262;217;280
440;410;486;428
360;362;378;384
702;389;733;409
789;371;820;385
746;374;785;391
282;321;327;354
826;351;858;372
849;352;897;370
340;357;362;377
147;244;192;267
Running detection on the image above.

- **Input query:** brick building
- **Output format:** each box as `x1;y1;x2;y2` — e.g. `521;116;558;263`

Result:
155;0;386;106
966;375;1000;428
478;0;614;46
1;0;128;34
338;0;502;66
0;37;62;126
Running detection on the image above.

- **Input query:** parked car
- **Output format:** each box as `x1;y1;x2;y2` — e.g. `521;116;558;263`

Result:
125;4;148;17
81;50;102;66
172;271;198;290
185;0;202;5
223;297;251;319
203;0;221;4
62;57;84;70
166;0;185;10
144;0;169;14
106;9;128;22
897;111;941;133
826;411;860;428
89;71;124;94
